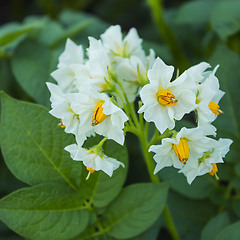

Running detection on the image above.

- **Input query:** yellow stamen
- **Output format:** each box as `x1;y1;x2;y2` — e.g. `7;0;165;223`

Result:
173;138;189;164
86;167;95;180
86;167;95;174
58;119;66;128
209;163;218;176
157;89;178;107
208;101;224;115
91;101;109;126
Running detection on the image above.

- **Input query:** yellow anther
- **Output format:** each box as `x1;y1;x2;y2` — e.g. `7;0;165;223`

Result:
208;101;224;115
86;167;95;174
91;101;109;126
58;119;66;128
209;163;218;176
86;167;95;180
157;89;178;107
173;138;189;164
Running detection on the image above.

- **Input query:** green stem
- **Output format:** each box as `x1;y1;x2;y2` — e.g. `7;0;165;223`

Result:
139;131;159;183
148;128;171;148
137;122;180;240
116;79;180;240
115;89;135;127
163;206;181;240
97;137;108;148
146;0;189;70
116;79;140;128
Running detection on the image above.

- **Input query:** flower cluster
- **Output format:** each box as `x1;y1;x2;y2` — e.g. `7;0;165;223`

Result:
143;59;232;183
47;25;232;183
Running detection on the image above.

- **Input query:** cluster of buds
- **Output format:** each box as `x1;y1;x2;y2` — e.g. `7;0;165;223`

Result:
47;25;232;183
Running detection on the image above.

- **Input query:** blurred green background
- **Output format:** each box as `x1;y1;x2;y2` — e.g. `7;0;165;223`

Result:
1;0;240;239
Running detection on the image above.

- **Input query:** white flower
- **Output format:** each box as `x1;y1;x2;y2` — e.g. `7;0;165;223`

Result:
100;25;145;61
46;82;90;145
65;143;124;177
58;38;84;68
179;138;232;184
115;49;155;86
138;57;197;133
51;38;85;93
195;65;225;136
149;127;209;174
80;37;115;92
70;89;128;146
185;62;211;84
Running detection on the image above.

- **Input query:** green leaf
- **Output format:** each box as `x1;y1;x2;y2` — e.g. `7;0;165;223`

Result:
104;183;168;239
37;19;64;47
129;217;162;240
0;183;89;240
216;221;240;240
158;167;214;200
201;212;230;240
0;21;44;47
51;19;94;48
11;39;60;106
81;138;128;208
168;191;217;239
210;1;240;39
175;1;216;24
0;93;81;189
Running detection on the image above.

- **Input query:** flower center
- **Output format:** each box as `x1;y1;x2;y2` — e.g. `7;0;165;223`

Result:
86;167;95;174
209;163;218;176
157;89;178;107
59;119;66;128
208;101;224;115
173;138;189;164
91;101;109;126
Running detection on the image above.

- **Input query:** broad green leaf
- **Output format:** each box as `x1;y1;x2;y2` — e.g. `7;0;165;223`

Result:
37;19;64;46
210;1;240;39
11;39;59;106
158;167;214;200
130;217;162;240
51;19;94;48
168;191;217;239
34;16;93;48
79;137;128;208
104;183;168;239
201;212;230;240
73;218;162;240
0;21;44;47
216;221;240;240
175;1;216;24
0;93;81;189
0;183;89;240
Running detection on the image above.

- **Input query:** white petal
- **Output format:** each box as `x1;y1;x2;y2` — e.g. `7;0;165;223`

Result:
147;57;174;87
101;25;123;53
